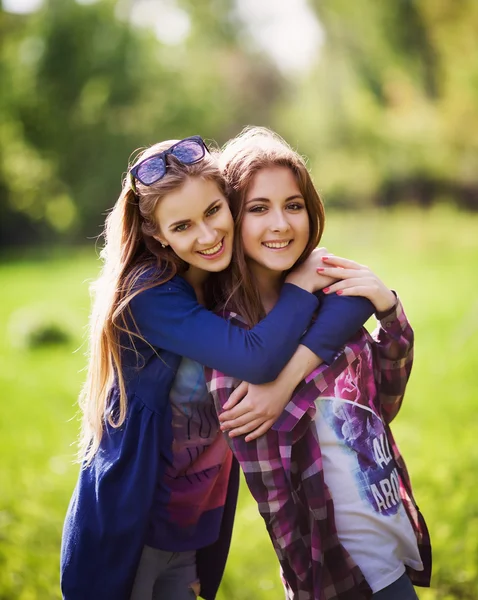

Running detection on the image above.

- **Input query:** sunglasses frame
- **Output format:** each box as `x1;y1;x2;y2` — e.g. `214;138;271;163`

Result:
129;135;209;191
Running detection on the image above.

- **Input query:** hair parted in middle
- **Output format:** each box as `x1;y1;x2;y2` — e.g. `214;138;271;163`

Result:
217;126;325;327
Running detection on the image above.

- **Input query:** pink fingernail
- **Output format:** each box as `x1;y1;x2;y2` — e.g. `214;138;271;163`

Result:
322;256;329;261
336;290;343;295
317;268;325;272
323;287;330;293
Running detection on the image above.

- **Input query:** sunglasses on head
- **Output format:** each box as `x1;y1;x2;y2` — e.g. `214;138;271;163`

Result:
129;135;209;190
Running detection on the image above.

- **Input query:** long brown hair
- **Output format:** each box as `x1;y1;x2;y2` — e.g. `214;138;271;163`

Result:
80;140;227;464
218;126;325;327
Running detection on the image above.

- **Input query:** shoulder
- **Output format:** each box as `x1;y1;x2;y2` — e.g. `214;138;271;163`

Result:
131;269;195;304
131;262;192;294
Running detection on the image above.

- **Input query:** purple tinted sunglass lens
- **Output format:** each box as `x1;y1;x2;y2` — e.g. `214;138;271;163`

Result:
171;139;205;164
137;156;167;185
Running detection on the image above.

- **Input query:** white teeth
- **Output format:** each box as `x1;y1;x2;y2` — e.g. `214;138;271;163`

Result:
199;240;223;255
263;241;291;249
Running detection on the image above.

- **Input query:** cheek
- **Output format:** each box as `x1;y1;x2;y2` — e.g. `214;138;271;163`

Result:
164;234;194;259
240;216;262;257
295;214;310;248
222;210;235;236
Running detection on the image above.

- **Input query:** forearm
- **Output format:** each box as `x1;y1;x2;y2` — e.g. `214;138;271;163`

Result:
274;344;323;393
130;279;319;383
210;344;323;438
300;294;374;364
372;296;414;422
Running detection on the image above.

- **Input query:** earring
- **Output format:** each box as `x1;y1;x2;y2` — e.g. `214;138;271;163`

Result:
161;243;166;248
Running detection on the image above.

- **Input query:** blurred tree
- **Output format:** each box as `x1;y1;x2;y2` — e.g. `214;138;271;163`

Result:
0;0;284;246
277;0;478;209
1;0;478;248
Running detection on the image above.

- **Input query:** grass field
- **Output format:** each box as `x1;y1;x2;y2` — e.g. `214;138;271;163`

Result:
1;207;477;599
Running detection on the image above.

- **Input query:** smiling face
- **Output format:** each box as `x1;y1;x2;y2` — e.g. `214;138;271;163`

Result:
154;176;234;278
241;166;310;279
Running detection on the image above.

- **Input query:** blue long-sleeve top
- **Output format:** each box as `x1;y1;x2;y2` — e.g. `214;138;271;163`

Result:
301;290;374;363
60;272;373;600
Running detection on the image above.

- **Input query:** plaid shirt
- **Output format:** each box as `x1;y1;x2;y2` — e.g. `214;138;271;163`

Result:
205;299;431;600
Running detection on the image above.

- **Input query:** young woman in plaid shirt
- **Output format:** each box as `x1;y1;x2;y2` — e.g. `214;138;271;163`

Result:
206;127;431;599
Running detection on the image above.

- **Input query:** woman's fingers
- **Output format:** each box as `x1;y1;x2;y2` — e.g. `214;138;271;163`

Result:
321;271;396;312
322;274;378;294
221;381;248;412
324;282;376;298
318;266;368;280
317;257;395;312
244;419;275;441
219;401;250;423
321;255;364;269
316;274;339;289
220;401;260;429
333;285;375;297
228;418;264;438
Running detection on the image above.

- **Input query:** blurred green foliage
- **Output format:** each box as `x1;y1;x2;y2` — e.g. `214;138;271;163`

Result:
1;0;478;247
1;209;477;599
1;1;478;597
8;304;75;348
283;1;478;210
0;0;284;245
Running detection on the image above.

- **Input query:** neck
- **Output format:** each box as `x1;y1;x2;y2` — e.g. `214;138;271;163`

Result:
184;266;209;305
248;261;283;315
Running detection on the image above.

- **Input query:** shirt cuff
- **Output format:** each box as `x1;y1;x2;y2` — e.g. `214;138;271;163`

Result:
374;290;398;320
376;294;407;338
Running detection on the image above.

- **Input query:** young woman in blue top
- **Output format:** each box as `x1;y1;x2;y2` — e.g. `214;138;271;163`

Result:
60;136;372;600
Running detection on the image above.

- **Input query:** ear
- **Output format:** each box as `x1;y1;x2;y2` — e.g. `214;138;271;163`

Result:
153;234;168;248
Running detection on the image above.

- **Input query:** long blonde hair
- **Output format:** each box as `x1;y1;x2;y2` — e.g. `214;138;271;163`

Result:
79;140;227;465
217;126;325;326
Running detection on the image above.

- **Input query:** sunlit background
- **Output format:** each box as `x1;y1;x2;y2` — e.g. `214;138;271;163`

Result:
1;1;477;599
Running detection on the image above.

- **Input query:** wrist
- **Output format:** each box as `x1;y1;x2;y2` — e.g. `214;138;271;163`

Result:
284;276;313;294
374;289;397;315
276;370;302;395
279;345;320;389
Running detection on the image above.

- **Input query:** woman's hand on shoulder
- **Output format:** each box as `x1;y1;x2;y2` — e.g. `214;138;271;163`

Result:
317;255;396;314
285;247;338;293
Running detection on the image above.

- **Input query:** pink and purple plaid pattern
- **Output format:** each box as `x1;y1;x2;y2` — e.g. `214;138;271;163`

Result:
205;299;431;600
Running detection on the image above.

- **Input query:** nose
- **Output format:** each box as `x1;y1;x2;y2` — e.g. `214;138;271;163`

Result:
270;209;291;233
197;221;217;246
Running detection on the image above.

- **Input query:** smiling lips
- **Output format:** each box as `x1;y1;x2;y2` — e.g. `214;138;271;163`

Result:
262;240;292;249
197;238;225;258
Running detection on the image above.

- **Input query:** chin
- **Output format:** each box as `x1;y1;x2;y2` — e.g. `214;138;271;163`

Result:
199;254;232;273
265;258;298;272
207;261;230;272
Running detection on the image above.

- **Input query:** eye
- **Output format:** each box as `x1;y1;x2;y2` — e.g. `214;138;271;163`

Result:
207;204;221;217
286;202;305;211
174;223;189;232
248;205;267;213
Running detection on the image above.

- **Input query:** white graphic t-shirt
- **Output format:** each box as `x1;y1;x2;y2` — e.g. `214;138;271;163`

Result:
314;396;423;593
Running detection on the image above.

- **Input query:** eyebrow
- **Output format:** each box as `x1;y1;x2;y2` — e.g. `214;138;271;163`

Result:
168;199;223;230
245;194;304;205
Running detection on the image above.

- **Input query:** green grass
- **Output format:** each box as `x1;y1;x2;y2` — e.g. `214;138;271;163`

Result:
0;207;477;599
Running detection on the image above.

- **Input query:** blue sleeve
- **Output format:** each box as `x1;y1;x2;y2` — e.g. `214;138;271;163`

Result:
129;277;319;384
300;293;375;364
